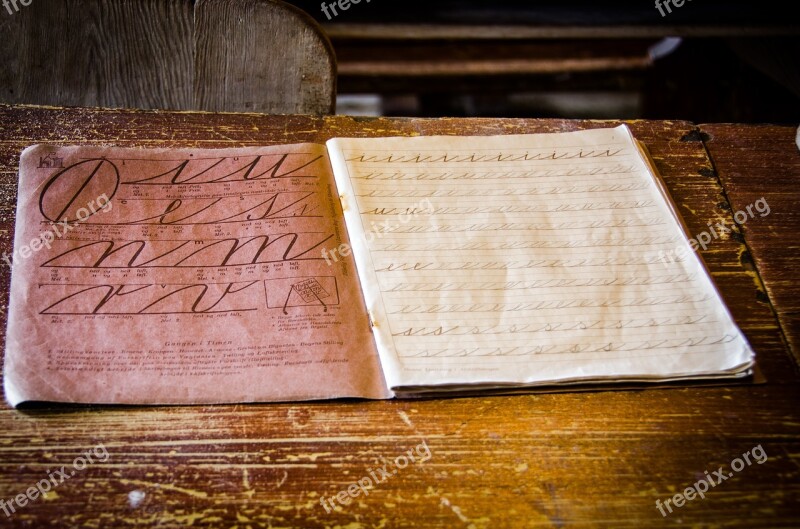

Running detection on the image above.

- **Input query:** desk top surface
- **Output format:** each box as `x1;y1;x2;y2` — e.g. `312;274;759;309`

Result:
0;105;797;528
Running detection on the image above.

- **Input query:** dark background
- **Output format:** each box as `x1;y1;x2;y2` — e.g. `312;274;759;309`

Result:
287;1;800;122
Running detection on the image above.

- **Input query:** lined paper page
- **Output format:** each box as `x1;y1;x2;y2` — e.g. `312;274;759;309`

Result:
327;125;754;390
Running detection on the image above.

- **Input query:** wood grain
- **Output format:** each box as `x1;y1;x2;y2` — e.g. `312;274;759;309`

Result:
0;0;194;110
194;0;336;114
0;0;335;115
701;123;800;366
0;106;797;528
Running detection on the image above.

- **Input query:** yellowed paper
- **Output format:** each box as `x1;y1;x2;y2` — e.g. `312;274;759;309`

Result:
327;125;755;391
4;144;390;406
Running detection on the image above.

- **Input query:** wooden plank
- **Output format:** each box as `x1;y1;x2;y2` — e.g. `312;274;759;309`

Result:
338;56;651;77
701;123;800;366
323;23;800;40
194;0;336;115
335;40;654;77
0;106;796;528
0;0;194;110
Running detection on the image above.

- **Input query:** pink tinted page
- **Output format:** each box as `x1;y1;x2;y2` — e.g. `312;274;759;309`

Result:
4;144;390;406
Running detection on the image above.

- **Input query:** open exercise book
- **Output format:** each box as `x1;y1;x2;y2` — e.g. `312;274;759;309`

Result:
3;125;755;406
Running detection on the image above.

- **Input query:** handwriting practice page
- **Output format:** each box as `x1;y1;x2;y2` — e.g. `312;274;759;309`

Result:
4;144;389;405
328;126;755;391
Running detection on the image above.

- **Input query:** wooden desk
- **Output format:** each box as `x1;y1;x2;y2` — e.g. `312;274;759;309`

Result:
700;124;800;365
0;106;797;528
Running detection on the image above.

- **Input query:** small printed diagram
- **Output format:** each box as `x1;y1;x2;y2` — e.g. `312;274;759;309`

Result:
38;152;65;169
266;277;339;314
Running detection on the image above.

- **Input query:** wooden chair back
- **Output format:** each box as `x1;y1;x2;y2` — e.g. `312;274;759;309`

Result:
0;0;335;114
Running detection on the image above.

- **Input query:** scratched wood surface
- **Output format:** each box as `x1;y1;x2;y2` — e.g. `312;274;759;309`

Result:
0;106;797;528
700;123;800;367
